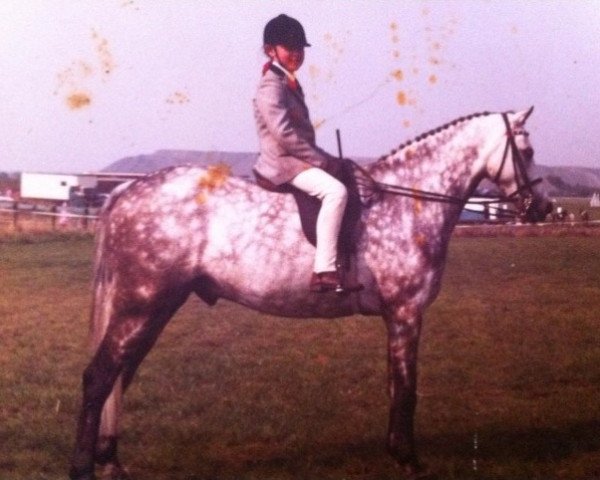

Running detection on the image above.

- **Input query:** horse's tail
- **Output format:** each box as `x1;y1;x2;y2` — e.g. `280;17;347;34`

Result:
88;217;115;352
88;183;131;351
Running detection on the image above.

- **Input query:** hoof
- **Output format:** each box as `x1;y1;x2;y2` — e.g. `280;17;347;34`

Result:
69;470;96;480
100;463;131;480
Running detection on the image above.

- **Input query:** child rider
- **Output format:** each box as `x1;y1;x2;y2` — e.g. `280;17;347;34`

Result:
253;14;353;293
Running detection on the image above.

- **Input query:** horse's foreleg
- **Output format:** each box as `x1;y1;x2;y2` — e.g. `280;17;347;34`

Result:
384;309;427;478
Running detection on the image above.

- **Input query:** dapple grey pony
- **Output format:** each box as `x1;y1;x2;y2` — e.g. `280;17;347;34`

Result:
70;108;551;479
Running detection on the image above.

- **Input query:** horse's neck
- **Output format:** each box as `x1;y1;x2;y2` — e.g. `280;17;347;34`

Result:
361;118;494;248
367;120;488;202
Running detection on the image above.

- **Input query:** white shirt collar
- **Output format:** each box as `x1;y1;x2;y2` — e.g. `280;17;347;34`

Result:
272;60;296;81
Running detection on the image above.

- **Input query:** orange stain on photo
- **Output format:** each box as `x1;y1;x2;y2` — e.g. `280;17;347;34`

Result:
389;22;400;44
91;29;115;76
414;231;426;246
323;31;348;60
166;91;190;105
391;69;404;81
428;74;438;84
55;61;93;94
412;186;423;215
396;91;408;106
196;164;231;204
66;92;92;110
56;29;115;111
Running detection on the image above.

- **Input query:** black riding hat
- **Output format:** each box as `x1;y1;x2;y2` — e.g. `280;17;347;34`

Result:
263;14;311;48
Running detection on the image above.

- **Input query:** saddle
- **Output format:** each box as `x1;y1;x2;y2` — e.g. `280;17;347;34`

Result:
254;160;380;274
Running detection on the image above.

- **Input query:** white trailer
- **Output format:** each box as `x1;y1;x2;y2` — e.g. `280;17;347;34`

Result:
462;197;509;221
20;172;97;202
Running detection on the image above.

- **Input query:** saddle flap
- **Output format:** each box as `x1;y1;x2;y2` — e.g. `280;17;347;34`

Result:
254;160;381;257
253;169;294;193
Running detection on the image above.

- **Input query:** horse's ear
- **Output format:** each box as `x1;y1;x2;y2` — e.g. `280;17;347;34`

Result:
513;106;534;126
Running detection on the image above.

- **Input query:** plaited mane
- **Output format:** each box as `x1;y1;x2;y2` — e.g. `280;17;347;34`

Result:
377;111;492;163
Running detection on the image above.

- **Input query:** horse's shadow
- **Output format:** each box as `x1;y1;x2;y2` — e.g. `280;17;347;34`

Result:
152;420;600;478
421;419;600;462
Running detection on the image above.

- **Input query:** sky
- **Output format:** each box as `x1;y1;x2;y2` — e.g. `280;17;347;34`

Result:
1;0;599;173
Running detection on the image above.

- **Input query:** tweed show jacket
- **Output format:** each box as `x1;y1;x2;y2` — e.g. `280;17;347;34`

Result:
253;64;335;186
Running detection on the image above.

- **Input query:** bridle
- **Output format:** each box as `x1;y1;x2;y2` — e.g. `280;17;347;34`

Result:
492;112;543;218
364;112;543;220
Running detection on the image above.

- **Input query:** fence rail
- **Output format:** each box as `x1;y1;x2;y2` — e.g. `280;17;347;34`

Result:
2;200;599;235
0;202;100;232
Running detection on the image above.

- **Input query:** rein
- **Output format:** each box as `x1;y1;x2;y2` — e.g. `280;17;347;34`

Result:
366;112;542;219
371;179;518;218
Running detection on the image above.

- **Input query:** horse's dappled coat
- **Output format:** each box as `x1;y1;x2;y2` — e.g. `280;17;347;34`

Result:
70;109;551;480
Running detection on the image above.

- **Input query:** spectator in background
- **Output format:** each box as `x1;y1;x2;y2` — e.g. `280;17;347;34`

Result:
58;202;69;228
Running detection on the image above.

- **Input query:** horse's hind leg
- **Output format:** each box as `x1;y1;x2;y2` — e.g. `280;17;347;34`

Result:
95;321;174;480
70;290;190;480
70;332;127;480
94;377;124;478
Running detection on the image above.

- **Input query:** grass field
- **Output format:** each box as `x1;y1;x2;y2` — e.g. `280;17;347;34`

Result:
1;234;599;479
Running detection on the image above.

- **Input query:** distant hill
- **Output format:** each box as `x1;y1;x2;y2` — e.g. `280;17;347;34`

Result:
103;150;257;178
103;149;600;197
535;165;600;197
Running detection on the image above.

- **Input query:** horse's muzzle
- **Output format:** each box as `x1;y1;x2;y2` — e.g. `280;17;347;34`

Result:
524;196;553;222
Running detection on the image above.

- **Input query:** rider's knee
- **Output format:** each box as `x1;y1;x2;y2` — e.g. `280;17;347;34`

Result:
325;178;348;205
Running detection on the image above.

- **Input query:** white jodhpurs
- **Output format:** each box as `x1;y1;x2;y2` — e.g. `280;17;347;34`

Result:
290;167;348;273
